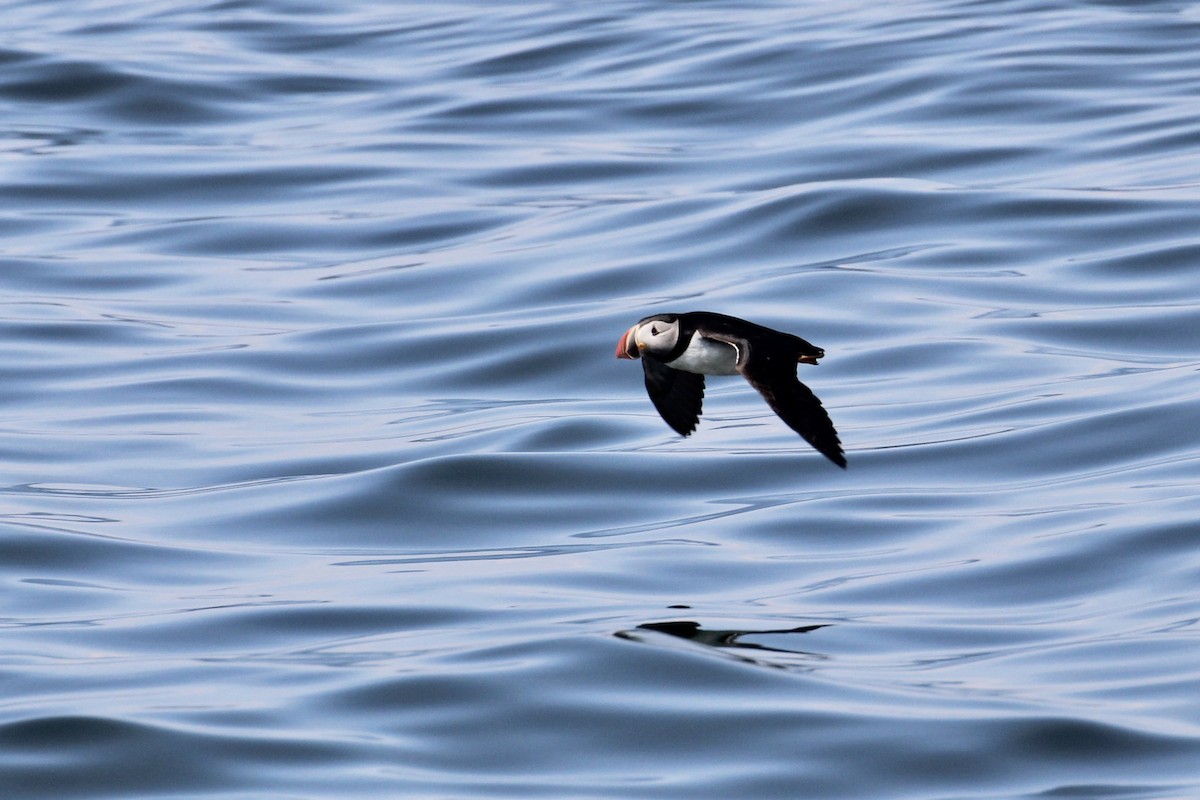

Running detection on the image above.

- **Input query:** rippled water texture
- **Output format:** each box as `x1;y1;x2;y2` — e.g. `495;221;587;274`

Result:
4;1;1200;797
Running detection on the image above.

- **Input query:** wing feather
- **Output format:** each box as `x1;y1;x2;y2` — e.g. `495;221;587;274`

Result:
741;357;846;468
641;358;705;436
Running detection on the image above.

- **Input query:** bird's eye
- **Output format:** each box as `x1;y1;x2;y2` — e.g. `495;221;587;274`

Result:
651;325;661;335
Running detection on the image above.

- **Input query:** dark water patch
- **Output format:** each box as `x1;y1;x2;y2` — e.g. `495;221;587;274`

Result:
0;54;248;125
0;56;133;102
0;714;352;798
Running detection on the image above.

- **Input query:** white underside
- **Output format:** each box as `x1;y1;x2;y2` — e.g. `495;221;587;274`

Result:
669;335;740;375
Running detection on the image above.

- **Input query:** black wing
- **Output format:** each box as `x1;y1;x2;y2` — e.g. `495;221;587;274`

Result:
641;357;705;436
741;357;846;468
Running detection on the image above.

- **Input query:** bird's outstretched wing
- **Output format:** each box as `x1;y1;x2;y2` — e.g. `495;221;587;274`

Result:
641;357;706;436
741;357;846;468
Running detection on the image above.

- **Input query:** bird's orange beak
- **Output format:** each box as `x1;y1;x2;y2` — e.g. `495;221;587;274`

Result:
616;325;640;359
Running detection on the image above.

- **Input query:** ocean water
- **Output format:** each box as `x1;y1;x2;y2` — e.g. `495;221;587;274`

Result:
3;0;1200;797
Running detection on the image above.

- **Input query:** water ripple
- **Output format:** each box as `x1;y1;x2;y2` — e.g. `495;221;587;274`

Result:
4;0;1200;797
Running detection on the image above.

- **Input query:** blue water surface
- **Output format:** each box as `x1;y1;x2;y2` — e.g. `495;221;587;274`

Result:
3;1;1200;797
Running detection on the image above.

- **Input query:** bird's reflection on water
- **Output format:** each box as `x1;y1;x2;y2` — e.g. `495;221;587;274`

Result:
617;619;830;669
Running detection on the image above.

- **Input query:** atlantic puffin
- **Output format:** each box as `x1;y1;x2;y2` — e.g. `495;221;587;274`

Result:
617;311;845;468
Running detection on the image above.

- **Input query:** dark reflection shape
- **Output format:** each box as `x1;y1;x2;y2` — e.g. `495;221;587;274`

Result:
633;620;828;654
617;619;831;670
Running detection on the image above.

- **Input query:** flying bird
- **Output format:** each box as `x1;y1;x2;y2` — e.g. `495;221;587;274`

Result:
616;311;845;468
